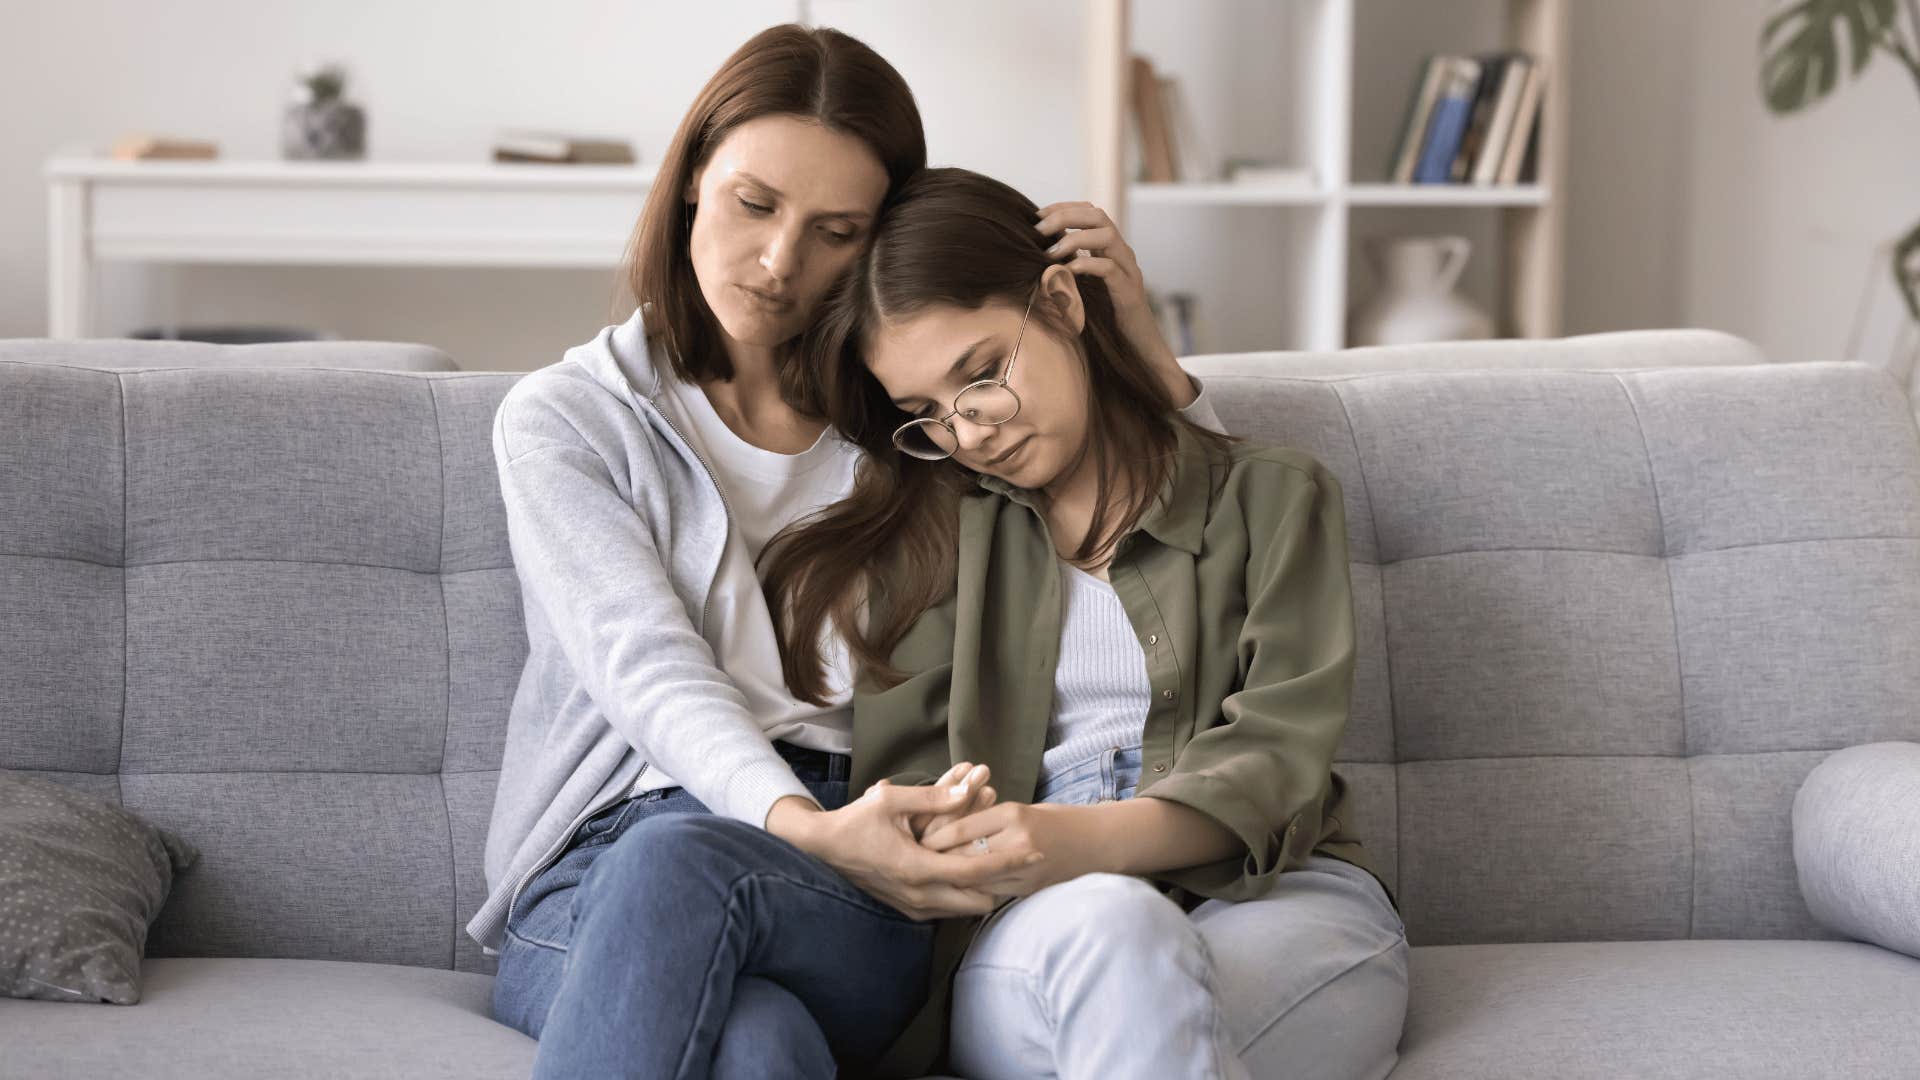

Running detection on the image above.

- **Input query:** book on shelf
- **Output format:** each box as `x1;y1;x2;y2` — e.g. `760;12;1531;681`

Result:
492;130;636;165
1389;51;1546;187
111;134;218;161
1497;58;1547;185
1129;55;1179;182
1412;57;1480;184
1157;74;1220;182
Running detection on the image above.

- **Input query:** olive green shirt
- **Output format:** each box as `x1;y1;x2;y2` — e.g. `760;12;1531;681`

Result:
852;421;1399;1079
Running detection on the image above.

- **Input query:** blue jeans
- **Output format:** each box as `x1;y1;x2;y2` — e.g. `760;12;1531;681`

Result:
951;745;1411;1080
490;741;937;1079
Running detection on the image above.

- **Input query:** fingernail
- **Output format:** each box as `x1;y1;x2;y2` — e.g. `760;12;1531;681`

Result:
1026;852;1045;864
949;782;970;799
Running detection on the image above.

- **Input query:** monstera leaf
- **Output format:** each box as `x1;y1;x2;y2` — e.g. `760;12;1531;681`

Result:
1895;218;1920;320
1761;0;1900;112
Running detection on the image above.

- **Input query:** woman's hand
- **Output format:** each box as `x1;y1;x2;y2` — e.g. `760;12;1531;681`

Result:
1035;202;1194;407
920;801;1104;899
767;776;1037;921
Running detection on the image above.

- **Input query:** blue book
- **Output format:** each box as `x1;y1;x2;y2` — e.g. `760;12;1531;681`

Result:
1414;59;1480;184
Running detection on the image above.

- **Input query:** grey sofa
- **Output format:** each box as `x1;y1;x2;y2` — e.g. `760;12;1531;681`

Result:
2;330;1917;1079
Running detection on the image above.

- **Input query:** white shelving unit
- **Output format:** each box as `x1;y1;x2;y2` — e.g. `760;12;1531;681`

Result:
1086;0;1568;352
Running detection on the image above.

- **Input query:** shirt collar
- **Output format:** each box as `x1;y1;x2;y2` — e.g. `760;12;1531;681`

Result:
971;421;1211;556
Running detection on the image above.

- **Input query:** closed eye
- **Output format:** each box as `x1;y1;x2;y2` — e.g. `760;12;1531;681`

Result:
737;196;772;215
909;365;998;418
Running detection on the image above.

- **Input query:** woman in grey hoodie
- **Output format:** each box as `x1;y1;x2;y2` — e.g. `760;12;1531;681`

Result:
477;22;1220;1079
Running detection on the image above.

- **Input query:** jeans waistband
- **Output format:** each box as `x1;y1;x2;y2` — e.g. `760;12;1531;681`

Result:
773;739;852;783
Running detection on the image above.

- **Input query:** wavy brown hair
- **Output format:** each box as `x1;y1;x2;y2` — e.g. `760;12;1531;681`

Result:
763;168;1237;702
618;23;925;389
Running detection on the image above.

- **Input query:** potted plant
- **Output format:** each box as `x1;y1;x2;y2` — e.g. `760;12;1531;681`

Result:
1762;0;1920;325
282;62;366;160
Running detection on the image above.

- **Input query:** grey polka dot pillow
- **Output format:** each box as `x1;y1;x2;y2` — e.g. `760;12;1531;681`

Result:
1;771;198;1004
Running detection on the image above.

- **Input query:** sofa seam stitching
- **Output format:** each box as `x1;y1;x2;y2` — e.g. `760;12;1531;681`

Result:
117;372;129;805
1614;371;1695;940
1330;382;1400;912
428;380;456;970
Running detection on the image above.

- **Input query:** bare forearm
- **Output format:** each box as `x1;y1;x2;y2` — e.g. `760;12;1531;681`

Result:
1078;797;1241;877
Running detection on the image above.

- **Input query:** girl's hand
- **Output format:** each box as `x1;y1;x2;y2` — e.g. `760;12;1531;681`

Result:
908;761;997;842
920;801;1100;899
770;777;1033;921
1035;201;1180;376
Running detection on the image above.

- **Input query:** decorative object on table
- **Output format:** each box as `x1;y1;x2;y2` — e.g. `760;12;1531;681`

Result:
0;770;199;1004
1761;0;1920;354
1347;235;1493;346
110;135;218;161
492;130;636;164
281;61;366;160
1389;52;1544;186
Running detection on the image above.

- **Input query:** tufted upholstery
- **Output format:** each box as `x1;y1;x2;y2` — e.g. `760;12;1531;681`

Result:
4;332;1919;1078
2;361;515;976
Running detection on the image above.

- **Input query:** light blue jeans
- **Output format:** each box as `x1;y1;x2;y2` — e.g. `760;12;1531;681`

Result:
948;745;1411;1080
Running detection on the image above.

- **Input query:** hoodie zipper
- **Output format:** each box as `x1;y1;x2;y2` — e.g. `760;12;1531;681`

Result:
499;372;737;942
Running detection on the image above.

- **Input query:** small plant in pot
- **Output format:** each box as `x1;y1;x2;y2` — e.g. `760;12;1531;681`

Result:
282;61;366;160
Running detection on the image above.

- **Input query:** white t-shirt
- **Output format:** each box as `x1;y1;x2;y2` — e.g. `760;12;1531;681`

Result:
633;370;862;795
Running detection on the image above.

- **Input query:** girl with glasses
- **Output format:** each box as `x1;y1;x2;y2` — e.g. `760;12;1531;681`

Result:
761;167;1411;1079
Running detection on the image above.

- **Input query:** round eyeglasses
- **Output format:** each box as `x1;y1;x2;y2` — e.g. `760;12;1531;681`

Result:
891;283;1038;461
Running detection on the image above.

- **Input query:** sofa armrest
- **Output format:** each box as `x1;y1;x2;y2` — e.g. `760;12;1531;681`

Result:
1793;740;1920;959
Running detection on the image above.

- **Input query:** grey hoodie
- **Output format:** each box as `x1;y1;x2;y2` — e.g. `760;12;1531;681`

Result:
465;308;819;956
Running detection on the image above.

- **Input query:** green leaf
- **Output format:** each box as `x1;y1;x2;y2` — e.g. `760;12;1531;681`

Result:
1759;0;1898;113
1893;217;1920;322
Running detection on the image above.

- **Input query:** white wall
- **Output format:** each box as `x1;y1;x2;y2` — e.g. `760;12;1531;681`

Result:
0;0;1089;371
5;1;1918;369
1563;0;1920;366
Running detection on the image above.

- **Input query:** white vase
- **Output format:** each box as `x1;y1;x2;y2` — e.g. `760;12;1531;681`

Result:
1347;235;1494;346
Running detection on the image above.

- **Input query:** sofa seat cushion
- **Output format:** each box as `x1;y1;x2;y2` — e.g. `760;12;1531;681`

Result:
0;957;533;1079
1391;939;1920;1079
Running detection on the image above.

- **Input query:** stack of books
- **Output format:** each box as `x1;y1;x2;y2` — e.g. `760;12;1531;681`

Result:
492;130;636;165
1389;53;1546;186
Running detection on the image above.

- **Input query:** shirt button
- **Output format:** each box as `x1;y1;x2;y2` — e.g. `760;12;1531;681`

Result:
1162;689;1175;700
1153;763;1167;773
1146;634;1158;646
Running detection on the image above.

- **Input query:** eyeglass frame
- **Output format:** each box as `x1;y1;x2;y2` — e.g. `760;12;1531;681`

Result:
890;280;1041;460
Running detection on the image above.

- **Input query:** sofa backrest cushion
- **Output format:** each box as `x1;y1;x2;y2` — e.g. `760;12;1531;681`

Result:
3;337;1916;972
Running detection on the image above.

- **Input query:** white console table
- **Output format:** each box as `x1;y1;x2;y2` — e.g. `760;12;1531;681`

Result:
43;155;659;338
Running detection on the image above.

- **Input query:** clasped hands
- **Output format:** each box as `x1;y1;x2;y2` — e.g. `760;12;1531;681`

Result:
774;760;1097;921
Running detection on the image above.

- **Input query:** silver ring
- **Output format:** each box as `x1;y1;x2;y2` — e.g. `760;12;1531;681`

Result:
972;836;990;854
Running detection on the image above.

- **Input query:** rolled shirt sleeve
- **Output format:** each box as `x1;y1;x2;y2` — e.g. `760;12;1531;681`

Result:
1141;464;1358;901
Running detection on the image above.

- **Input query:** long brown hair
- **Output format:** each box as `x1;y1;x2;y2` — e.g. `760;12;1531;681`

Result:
618;23;925;388
763;167;1236;702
